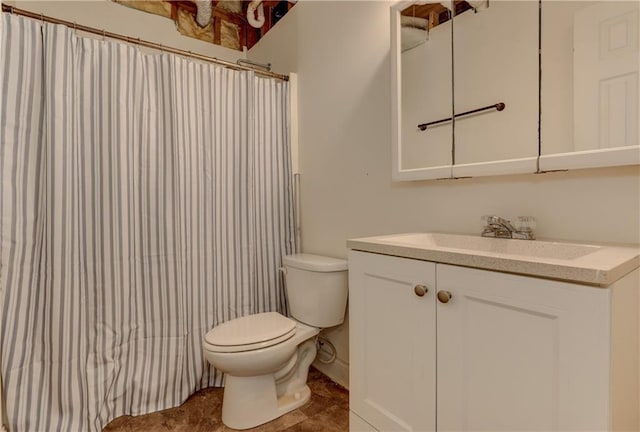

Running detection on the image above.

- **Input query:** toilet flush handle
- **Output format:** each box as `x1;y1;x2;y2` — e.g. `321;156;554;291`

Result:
279;267;288;291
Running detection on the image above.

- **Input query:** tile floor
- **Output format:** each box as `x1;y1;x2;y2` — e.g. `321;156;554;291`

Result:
103;367;349;432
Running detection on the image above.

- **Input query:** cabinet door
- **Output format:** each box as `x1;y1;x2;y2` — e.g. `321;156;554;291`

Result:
396;1;453;179
349;251;436;432
452;1;539;174
436;264;611;431
539;0;640;171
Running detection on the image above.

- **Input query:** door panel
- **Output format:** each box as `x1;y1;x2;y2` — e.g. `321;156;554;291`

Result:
436;264;610;431
349;251;436;432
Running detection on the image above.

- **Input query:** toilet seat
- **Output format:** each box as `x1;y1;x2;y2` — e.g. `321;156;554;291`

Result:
205;312;297;353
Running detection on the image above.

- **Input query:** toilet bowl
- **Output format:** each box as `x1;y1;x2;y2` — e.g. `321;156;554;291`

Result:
203;254;348;430
203;313;320;429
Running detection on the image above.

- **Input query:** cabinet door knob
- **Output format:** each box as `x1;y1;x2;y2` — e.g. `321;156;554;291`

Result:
437;290;452;304
414;284;428;297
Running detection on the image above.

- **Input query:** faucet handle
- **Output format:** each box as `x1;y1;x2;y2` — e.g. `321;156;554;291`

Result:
482;215;512;227
515;216;536;232
481;215;501;225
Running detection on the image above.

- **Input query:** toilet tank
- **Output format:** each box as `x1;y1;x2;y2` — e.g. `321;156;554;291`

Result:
282;253;348;328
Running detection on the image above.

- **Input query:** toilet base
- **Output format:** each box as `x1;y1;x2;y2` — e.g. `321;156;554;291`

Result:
221;374;311;430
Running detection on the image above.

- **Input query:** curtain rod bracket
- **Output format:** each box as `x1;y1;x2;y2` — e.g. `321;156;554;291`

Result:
237;58;272;72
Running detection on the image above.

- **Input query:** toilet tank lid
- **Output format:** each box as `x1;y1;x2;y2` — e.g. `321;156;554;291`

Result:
283;253;348;272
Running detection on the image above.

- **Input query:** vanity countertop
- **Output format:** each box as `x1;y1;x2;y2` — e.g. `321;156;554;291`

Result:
347;233;640;286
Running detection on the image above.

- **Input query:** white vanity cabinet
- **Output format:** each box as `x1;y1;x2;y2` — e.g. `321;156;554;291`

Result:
349;250;639;432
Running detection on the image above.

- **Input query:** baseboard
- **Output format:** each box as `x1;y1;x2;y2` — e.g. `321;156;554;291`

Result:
312;357;349;389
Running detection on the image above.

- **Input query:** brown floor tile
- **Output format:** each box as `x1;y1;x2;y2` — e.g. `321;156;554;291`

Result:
297;391;334;418
280;409;347;432
321;405;349;430
306;369;349;407
103;367;348;432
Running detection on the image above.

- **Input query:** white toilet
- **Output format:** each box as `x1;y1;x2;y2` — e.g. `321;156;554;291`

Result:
203;253;348;430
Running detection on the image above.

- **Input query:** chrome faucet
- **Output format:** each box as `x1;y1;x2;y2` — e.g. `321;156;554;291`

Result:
481;216;536;240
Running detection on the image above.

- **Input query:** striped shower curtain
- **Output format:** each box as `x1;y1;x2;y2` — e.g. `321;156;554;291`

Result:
0;13;296;432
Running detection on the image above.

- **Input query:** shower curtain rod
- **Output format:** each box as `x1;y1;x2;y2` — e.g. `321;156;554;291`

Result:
1;3;289;81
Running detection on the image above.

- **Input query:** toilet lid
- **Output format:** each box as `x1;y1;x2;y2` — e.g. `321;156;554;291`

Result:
204;312;296;352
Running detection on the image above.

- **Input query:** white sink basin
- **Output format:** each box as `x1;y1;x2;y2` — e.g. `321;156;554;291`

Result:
347;233;640;285
378;233;601;260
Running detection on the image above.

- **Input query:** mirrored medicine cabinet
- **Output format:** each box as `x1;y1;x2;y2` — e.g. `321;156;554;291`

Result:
392;0;640;181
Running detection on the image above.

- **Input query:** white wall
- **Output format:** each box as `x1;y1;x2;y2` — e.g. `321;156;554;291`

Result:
5;0;243;62
249;0;640;387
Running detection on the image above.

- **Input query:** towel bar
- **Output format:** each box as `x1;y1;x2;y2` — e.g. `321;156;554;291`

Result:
418;102;505;131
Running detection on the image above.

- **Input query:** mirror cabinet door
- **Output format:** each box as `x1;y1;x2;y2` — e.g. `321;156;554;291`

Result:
540;1;640;171
392;0;639;181
393;1;453;180
452;0;539;177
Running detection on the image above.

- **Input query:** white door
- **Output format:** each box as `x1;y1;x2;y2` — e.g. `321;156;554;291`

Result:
436;264;611;431
574;1;640;150
349;251;436;432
